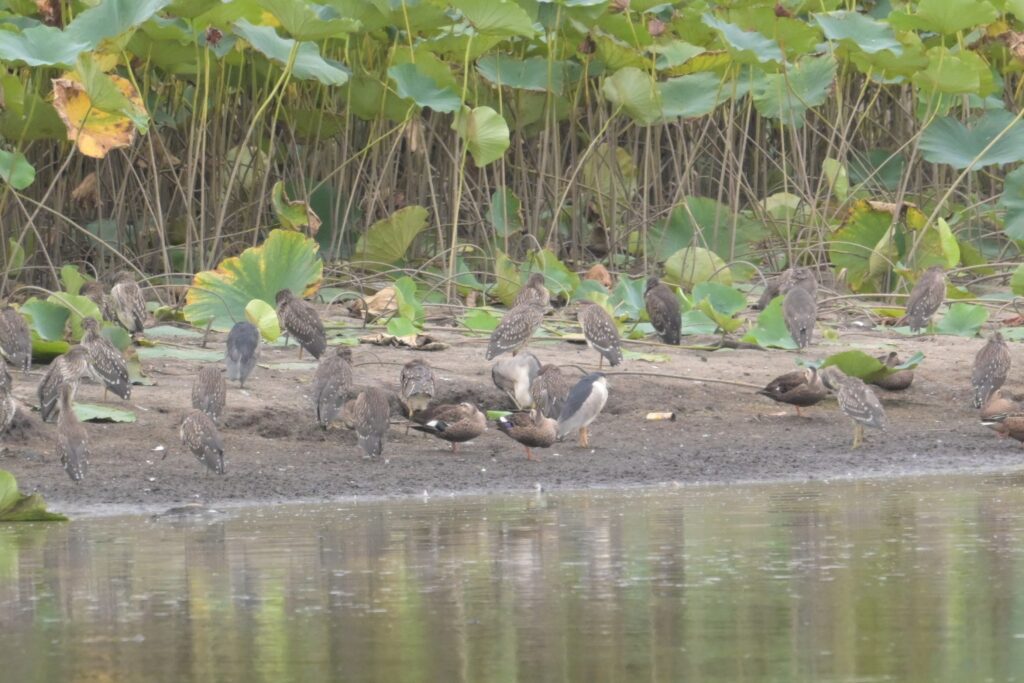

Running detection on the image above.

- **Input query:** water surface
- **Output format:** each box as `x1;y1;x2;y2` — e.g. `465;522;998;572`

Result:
4;473;1024;682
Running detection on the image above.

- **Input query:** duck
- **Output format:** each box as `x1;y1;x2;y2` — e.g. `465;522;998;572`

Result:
868;352;914;392
496;410;557;460
757;367;826;416
411;402;486;453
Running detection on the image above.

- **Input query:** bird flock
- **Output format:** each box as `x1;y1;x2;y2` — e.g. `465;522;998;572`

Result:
0;263;1015;482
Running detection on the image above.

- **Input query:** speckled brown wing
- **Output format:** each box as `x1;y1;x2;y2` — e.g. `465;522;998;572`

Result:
111;275;147;334
180;410;225;474
578;302;622;366
486;302;545;360
311;348;354;427
0;306;31;371
530;364;572;419
0;362;15;435
192;365;227;422
972;332;1010;409
400;359;435;415
512;273;550;309
81;318;131;399
644;278;681;345
277;291;327;358
782;286;816;349
38;347;93;423
902;267;945;332
352;387;390;458
836;377;886;429
57;385;88;482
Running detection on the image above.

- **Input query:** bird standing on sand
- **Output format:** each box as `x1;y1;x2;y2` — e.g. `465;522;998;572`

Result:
644;277;681;345
0;361;16;436
782;286;816;350
225;321;260;388
110;271;147;335
972;331;1010;409
192;365;227;423
513;272;550;308
530;364;572;419
349;387;391;458
491;351;540;409
400;358;435;417
486;301;545;360
411;402;487;453
57;383;88;482
38;346;93;423
822;368;886;449
869;352;915;392
80;281;115;323
180;409;225;474
496;410;557;460
80;317;131;400
311;347;353;428
276;289;326;359
557;372;609;448
757;367;826;417
0;306;31;372
577;300;622;368
755;266;818;310
901;266;945;333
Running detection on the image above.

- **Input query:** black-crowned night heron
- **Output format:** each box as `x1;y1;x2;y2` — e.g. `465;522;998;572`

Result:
491;351;540;409
180;409;225;474
311;347;353;428
868;351;914;392
56;383;88;482
0;305;31;372
972;331;1010;409
350;387;390;458
0;361;15;435
980;390;1024;438
192;365;227;423
757;367;826;417
496;409;557;460
225;321;260;388
822;367;886;449
513;272;550;308
556;372;608;448
782;286;816;349
530;363;572;419
901;266;945;332
485;301;545;360
80;280;115;323
38;346;93;423
411;402;486;453
80;317;131;400
577;300;622;368
110;271;147;334
644;277;681;345
276;289;326;359
400;358;435;416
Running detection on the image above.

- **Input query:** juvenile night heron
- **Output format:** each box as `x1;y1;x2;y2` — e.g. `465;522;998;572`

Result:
225;321;260;388
754;266;817;310
757;367;826;417
530;364;572;419
0;361;15;436
496;409;557;460
869;352;914;392
512;272;550;308
38;346;93;423
180;409;225;474
972;331;1010;409
311;347;353;428
822;368;886;449
556;372;608;448
80;281;115;323
192;365;227;423
782;286;816;350
276;289;326;359
350;387;391;459
400;358;435;417
577;300;622;367
491;351;540;409
411;402;486;453
980;390;1024;438
0;305;31;371
644;277;681;345
110;271;147;334
900;266;945;332
485;301;545;360
56;383;88;482
80;317;131;400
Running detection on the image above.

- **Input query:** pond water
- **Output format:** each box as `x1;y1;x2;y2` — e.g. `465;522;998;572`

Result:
4;473;1024;682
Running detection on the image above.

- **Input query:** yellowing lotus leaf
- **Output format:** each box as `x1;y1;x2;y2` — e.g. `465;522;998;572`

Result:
51;73;144;158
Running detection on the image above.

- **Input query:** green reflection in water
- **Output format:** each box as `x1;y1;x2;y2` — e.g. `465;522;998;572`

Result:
4;473;1024;682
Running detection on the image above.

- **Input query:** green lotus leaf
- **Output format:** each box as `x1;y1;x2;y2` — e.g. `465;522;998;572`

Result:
353;205;429;268
245;299;281;342
453;106;510;167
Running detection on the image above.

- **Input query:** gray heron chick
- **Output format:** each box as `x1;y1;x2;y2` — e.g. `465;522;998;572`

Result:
275;289;326;359
485;301;545;360
972;332;1010;409
225;321;260;388
180;409;225;475
192;365;227;423
757;367;826;417
556;372;608;448
644;277;681;345
311;347;353;428
822;368;886;449
110;271;147;334
530;364;572;419
81;317;131;400
38;346;93;423
411;402;486;453
782;286;816;350
900;266;945;333
577;300;622;368
56;383;88;482
496;409;557;460
491;351;540;409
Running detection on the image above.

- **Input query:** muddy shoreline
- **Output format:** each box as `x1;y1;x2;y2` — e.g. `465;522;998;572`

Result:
2;316;1021;513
